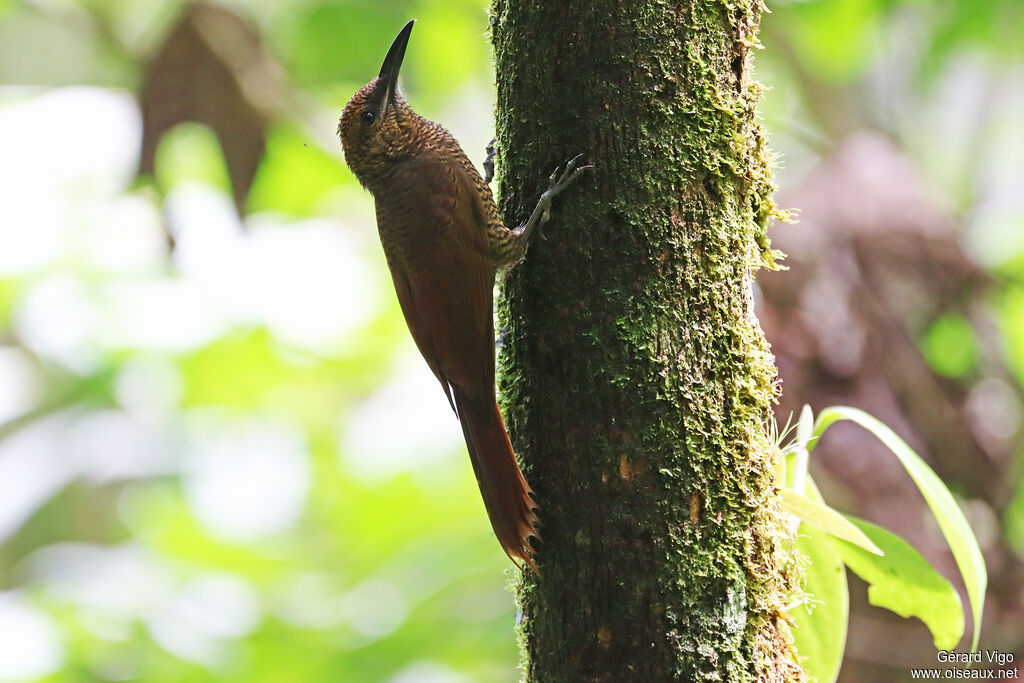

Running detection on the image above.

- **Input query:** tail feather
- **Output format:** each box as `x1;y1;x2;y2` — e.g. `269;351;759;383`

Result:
453;389;539;571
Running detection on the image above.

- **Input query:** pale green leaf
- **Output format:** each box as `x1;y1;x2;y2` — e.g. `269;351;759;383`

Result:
812;406;987;651
780;488;882;555
836;516;964;650
791;522;848;683
796;404;814;450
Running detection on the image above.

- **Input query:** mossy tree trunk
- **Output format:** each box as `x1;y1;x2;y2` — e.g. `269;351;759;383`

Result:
489;1;805;681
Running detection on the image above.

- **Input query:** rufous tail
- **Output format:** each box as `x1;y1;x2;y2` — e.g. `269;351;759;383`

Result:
453;389;539;572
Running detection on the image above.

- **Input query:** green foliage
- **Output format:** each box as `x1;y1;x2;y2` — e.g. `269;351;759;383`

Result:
277;4;409;87
272;0;490;104
783;406;987;680
1001;286;1024;385
1005;478;1024;556
791;523;847;683
153;123;233;195
920;313;980;379
925;0;1024;71
0;2;523;682
836;517;964;650
0;278;15;328
781;0;885;82
0;0;1020;680
779;488;881;555
812;406;987;651
247;126;352;216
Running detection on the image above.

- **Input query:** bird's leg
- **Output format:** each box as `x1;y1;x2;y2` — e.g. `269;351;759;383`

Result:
513;154;593;241
483;138;497;185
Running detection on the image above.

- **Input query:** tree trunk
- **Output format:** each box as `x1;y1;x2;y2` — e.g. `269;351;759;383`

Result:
489;1;805;681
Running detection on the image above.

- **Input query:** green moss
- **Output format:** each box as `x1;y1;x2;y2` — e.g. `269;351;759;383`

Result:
490;0;802;680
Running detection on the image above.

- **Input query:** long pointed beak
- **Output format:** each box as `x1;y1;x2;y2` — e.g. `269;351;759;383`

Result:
379;20;414;101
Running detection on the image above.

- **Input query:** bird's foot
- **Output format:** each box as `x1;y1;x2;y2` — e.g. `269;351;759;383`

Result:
515;154;593;240
542;153;592;207
483;138;496;185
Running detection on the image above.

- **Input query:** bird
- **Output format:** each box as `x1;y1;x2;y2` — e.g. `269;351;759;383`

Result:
338;19;590;571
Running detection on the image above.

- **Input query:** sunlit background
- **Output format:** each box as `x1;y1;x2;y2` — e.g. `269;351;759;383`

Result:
0;0;1021;681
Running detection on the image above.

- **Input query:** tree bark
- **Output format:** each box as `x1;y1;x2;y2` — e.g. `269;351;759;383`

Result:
490;1;805;681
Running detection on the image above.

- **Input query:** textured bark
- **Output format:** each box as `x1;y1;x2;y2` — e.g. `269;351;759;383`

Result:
489;1;805;681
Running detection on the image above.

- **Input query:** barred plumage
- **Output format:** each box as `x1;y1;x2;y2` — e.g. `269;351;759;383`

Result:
338;20;589;572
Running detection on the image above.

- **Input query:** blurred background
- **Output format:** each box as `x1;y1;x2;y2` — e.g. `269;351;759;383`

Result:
0;0;1020;681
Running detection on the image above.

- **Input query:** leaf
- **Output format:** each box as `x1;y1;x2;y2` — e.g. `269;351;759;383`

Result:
138;3;290;214
779;488;882;555
791;522;848;683
788;404;815;494
835;517;964;650
796;404;814;450
812;406;987;651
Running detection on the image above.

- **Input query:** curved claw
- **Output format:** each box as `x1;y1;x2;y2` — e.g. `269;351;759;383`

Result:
510;154;594;244
484;138;496;185
546;154;593;197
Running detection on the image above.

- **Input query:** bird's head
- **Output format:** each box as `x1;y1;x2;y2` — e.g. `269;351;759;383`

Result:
339;20;419;187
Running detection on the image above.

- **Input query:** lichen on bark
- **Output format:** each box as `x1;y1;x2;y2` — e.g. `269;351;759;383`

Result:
490;0;804;681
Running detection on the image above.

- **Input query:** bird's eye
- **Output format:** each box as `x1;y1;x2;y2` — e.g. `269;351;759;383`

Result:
360;111;376;125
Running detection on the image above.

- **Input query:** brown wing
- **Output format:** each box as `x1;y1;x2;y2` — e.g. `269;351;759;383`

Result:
380;153;497;406
376;152;539;569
